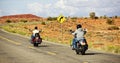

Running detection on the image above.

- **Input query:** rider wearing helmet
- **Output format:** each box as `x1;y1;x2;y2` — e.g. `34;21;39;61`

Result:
71;24;87;50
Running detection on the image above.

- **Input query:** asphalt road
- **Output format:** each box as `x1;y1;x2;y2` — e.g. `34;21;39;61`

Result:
0;29;120;63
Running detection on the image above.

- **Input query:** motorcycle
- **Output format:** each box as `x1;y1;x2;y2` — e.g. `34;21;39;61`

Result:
75;39;88;55
31;33;42;47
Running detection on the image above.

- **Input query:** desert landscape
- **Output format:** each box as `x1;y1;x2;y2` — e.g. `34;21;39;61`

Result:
0;14;120;53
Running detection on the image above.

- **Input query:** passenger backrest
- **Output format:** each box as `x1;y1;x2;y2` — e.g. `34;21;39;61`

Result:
35;33;40;38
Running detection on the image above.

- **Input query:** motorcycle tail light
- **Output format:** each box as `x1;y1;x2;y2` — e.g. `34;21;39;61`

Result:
80;42;86;45
35;37;39;40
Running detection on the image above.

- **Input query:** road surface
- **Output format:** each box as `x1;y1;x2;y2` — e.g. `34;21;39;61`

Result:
0;29;120;63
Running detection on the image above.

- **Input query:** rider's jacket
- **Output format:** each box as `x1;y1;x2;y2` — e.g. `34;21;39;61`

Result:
32;29;39;36
72;28;86;40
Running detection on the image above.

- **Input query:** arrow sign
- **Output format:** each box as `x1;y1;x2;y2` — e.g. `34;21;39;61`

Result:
57;15;66;23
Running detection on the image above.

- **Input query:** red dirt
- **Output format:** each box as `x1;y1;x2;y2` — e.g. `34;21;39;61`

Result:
0;14;44;23
0;14;120;49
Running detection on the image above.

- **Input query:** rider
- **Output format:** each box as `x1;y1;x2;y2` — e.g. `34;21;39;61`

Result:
70;24;87;50
31;26;40;43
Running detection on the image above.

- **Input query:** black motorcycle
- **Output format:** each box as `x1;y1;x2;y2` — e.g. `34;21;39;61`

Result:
75;39;88;55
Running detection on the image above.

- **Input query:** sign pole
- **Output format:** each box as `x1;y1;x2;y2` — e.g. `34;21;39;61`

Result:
57;14;66;43
61;23;63;43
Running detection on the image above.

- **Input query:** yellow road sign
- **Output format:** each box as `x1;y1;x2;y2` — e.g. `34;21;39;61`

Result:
57;15;66;23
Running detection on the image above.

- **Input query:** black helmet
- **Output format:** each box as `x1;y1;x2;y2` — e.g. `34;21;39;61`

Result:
77;24;82;29
34;26;38;29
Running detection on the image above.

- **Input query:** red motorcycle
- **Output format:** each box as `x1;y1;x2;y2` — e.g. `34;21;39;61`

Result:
31;33;42;47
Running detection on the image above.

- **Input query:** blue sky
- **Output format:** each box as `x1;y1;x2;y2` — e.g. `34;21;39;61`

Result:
0;0;120;17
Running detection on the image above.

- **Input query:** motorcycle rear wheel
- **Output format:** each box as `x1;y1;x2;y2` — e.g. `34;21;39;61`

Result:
34;43;38;47
81;46;85;55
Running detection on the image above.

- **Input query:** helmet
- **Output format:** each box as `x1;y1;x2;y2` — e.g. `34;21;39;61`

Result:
77;24;82;29
34;26;38;29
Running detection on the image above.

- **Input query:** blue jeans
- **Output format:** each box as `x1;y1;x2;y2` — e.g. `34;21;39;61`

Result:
72;38;78;49
30;35;35;43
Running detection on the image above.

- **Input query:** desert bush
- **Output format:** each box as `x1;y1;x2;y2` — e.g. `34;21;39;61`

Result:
108;26;119;30
106;45;120;53
47;17;52;21
103;15;107;19
71;17;77;19
72;19;76;22
24;26;28;29
84;17;88;19
41;21;46;25
106;18;114;25
6;19;12;23
20;19;28;23
100;16;102;19
47;17;57;21
99;15;107;19
89;12;95;19
95;16;99;19
113;16;118;19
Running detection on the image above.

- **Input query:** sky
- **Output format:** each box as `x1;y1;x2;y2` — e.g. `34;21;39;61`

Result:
0;0;120;17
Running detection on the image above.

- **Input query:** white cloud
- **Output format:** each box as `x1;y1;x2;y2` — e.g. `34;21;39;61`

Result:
61;0;120;16
27;3;43;13
55;0;66;9
55;0;79;16
0;0;120;17
27;2;54;17
27;0;120;17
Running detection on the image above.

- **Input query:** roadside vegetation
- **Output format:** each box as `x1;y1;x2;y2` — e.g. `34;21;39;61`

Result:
0;13;120;54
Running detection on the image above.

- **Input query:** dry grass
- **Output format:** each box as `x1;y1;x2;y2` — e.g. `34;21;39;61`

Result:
1;18;120;53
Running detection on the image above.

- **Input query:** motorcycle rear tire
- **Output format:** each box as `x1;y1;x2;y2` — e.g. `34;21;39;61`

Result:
81;46;85;55
76;50;79;54
34;43;38;47
75;48;80;54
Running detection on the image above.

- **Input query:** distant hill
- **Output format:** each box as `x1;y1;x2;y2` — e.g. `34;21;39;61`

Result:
0;14;44;23
0;14;42;19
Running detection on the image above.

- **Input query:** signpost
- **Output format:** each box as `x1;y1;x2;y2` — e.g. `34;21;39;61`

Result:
57;14;66;23
57;14;66;42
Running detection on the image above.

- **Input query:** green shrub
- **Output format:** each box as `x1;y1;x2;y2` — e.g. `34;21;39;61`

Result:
106;18;114;25
41;22;46;25
17;30;26;35
71;17;77;19
89;12;95;19
103;15;107;19
84;17;88;19
106;45;120;53
95;16;99;19
47;17;57;21
20;19;28;23
108;26;119;30
6;19;12;23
